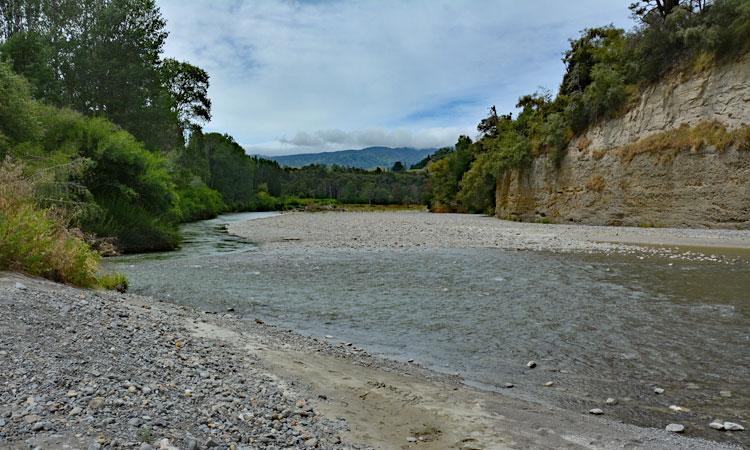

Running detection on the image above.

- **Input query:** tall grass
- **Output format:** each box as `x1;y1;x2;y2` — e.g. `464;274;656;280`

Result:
0;158;125;288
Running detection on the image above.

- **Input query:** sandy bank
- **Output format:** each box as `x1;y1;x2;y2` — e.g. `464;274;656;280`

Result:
228;211;750;255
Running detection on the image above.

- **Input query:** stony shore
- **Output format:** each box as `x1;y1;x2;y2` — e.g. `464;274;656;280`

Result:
0;273;743;449
228;211;750;260
2;212;748;449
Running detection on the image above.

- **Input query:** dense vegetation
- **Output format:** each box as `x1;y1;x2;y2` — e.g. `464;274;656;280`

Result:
0;0;425;263
426;0;750;214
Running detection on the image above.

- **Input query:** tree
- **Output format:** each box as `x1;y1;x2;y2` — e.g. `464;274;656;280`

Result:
161;58;212;136
630;0;712;21
390;161;405;172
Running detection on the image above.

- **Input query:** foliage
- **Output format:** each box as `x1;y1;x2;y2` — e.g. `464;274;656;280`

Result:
97;272;128;292
427;0;750;214
0;158;100;287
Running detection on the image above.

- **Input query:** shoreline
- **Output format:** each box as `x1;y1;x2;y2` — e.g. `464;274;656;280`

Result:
0;272;740;450
228;211;750;256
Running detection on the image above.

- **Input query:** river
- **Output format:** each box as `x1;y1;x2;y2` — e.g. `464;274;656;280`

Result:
106;212;750;445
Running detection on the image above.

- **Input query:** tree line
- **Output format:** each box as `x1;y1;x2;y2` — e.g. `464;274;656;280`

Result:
0;0;425;253
424;0;750;214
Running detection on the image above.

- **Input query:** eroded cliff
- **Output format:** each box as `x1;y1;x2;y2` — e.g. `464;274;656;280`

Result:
496;55;750;228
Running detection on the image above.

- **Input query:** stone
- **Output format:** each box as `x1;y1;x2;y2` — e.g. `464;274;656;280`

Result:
186;438;198;450
719;390;732;398
69;406;83;416
653;387;664;394
15;282;27;290
128;417;143;427
665;424;685;433
544;381;555;387
526;361;537;369
723;422;745;431
88;397;106;410
605;397;617;405
31;421;50;431
589;408;604;415
709;421;724;430
504;383;514;389
406;436;417;442
139;445;155;450
668;405;689;412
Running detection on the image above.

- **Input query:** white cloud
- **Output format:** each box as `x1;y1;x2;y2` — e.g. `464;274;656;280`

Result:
158;0;632;155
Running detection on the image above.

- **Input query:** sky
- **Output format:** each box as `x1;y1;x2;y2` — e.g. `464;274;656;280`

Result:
158;1;633;156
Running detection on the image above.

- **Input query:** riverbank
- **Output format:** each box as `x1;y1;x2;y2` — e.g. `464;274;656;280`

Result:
0;272;740;450
227;211;750;255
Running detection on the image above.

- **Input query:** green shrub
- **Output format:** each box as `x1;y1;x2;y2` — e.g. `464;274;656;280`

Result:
0;159;100;287
97;272;128;292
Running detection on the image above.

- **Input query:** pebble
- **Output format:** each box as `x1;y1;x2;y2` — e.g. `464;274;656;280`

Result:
544;381;555;387
406;436;417;442
503;383;514;389
69;406;83;416
589;408;604;415
719;390;732;398
665;424;684;433
31;421;49;431
526;361;537;369
605;398;617;405
668;405;689;412
15;282;27;290
709;421;725;430
724;422;745;431
653;387;664;394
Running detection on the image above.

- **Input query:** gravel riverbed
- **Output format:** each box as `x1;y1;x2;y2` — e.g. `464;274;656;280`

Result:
0;274;351;450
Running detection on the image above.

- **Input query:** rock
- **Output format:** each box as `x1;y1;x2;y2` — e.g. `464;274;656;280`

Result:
128;417;143;427
88;397;106;410
503;383;514;388
544;381;555;387
665;424;685;433
605;397;617;405
66;390;79;397
406;436;417;442
719;390;732;398
723;422;745;431
69;406;83;416
709;421;725;430
14;282;27;290
157;439;179;450
526;361;537;369
139;444;155;450
0;418;6;427
653;387;664;394
185;438;198;450
668;405;689;412
31;421;50;431
589;408;604;415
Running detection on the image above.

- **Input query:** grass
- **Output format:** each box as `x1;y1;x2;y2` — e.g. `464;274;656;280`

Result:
618;121;750;163
585;175;606;192
0;158;127;289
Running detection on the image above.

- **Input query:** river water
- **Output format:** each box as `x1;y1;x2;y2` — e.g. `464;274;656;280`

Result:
106;212;750;445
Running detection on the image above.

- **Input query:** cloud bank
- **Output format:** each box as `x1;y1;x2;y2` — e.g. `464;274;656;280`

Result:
158;0;632;155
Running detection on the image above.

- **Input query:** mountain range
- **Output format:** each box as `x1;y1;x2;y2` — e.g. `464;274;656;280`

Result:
265;146;435;170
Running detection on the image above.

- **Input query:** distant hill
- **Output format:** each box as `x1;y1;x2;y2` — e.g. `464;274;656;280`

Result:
266;146;436;169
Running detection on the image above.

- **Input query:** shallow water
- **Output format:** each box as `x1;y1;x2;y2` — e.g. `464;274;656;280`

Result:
107;213;750;445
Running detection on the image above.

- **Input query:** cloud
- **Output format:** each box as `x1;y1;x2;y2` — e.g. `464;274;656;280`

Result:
157;0;632;155
247;126;471;155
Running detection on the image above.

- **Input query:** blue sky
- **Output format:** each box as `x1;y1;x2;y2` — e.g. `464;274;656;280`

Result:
158;1;633;155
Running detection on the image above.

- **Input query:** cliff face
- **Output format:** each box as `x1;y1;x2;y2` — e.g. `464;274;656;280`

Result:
496;55;750;229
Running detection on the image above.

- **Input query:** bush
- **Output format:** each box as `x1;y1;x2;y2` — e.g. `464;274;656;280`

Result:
97;272;128;293
0;159;99;287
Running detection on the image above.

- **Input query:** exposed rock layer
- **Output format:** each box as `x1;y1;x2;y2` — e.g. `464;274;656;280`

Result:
496;56;750;228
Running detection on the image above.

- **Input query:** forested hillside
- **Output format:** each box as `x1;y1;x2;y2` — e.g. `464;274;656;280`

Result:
424;0;750;214
0;0;425;260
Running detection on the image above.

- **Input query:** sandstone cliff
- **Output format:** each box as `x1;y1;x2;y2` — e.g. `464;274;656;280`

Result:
496;55;750;229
